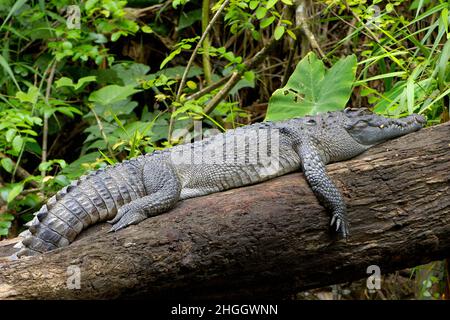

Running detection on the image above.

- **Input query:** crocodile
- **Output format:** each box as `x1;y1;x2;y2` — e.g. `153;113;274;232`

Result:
13;108;426;258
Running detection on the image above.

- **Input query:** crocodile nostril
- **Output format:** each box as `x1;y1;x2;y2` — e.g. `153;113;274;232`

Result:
414;114;426;124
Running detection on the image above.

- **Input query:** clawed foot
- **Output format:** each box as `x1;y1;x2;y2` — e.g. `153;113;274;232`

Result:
108;204;147;232
330;213;349;239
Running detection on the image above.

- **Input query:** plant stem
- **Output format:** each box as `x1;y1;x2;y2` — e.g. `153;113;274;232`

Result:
296;0;326;60
172;29;288;142
186;74;231;101
175;0;230;102
41;61;57;186
90;106;117;162
202;0;213;85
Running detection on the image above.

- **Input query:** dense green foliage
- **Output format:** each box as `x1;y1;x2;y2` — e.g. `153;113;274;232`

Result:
0;0;448;299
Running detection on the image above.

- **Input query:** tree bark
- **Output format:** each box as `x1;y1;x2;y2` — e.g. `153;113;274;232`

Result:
0;123;449;299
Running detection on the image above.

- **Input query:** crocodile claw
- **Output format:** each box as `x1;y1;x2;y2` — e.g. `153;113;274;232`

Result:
108;205;146;232
336;219;341;232
330;213;349;239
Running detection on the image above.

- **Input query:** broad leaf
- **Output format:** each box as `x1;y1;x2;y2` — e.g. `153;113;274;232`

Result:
178;9;202;31
1;158;14;173
265;53;357;121
16;86;39;104
89;85;140;106
55;76;97;91
7;183;23;203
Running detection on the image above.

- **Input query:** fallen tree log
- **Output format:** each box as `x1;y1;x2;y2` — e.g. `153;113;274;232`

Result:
0;123;449;299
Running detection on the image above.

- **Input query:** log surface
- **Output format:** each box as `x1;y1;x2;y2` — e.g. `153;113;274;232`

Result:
0;123;449;299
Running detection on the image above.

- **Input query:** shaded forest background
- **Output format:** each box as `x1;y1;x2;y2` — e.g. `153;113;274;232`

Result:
0;0;449;299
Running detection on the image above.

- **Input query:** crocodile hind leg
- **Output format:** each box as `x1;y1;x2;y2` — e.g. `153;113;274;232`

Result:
296;141;349;238
108;161;181;232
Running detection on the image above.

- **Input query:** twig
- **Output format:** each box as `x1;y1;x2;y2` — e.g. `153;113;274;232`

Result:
168;0;230;141
175;0;230;102
41;61;57;186
123;3;165;19
90;107;117;161
202;72;241;115
185;74;231;101
202;0;213;85
172;30;287;141
295;0;326;60
342;0;380;45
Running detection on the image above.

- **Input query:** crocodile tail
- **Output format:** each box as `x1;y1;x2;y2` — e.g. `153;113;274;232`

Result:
14;159;146;258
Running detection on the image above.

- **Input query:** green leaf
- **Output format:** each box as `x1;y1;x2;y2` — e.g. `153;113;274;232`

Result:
0;0;27;33
88;85;140;106
61;152;101;180
112;63;150;86
0;221;11;233
16;86;39;104
12;135;24;154
186;80;197;90
1;158;14;173
406;75;415;115
281;0;293;5
274;25;285;40
244;71;255;82
260;16;276;29
85;0;99;11
7;183;23;203
178;9;202;31
54;106;83;117
141;25;153;33
0;54;20;90
0;213;14;221
249;1;259;10
55;76;96;91
111;31;127;42
75;76;97;90
267;0;278;9
255;7;267;20
55;77;74;88
265;53;357;121
436;38;450;87
286;29;297;40
5;128;16;143
53;174;70;186
160;47;182;69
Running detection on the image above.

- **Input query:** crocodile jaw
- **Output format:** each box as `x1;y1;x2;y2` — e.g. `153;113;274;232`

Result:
345;113;426;146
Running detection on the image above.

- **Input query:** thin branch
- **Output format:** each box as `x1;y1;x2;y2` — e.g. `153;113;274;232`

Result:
172;32;286;141
185;74;231;101
90;107;117;161
202;31;284;116
202;0;213;85
202;72;241;115
175;0;230;102
295;0;326;60
123;3;165;19
41;61;57;185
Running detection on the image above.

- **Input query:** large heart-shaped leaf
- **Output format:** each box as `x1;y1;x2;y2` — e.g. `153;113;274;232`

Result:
265;53;357;121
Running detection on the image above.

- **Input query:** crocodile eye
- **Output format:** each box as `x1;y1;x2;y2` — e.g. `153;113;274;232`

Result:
305;119;316;125
358;108;372;116
353;120;368;129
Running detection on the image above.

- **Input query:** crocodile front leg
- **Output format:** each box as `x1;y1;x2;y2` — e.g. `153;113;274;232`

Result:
108;161;181;232
296;141;349;238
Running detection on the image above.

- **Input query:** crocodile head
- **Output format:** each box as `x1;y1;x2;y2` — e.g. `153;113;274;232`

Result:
343;108;426;146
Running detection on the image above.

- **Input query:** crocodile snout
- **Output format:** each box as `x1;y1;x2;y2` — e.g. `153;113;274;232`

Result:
412;114;427;125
